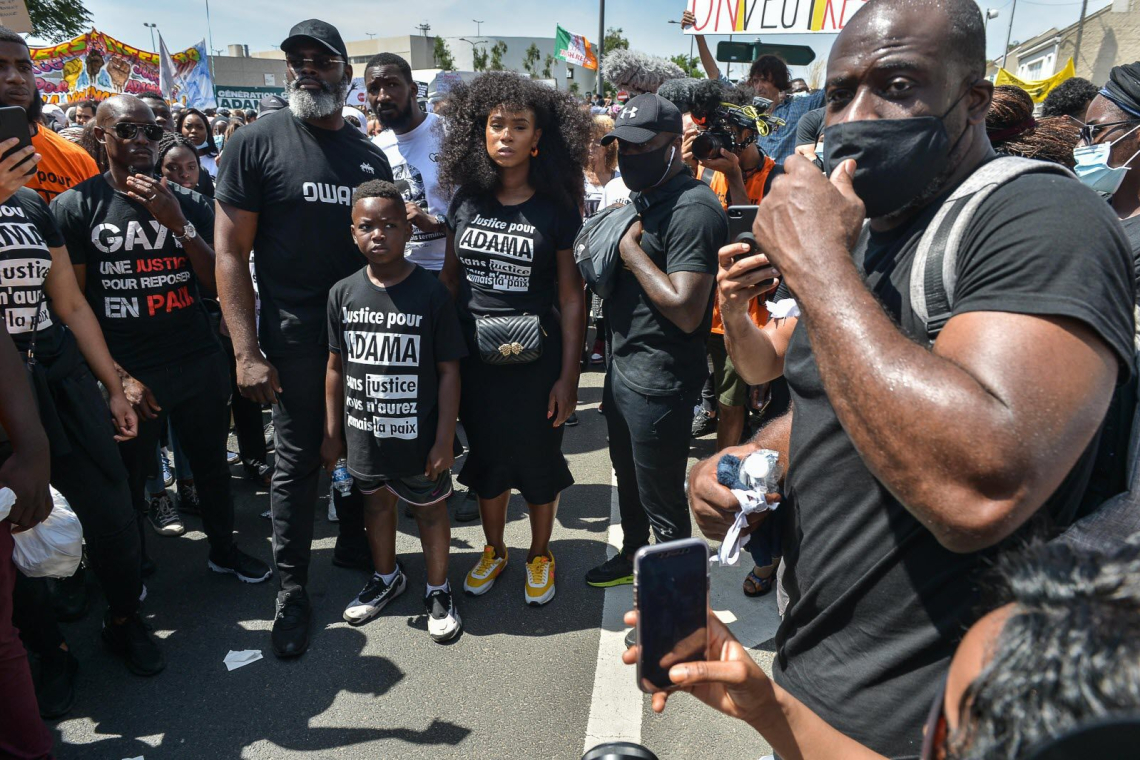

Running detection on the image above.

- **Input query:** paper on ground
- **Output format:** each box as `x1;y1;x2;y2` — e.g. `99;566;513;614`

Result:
223;649;263;671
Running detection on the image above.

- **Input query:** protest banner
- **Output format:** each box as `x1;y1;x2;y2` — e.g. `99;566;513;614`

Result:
215;85;282;111
30;31;216;108
684;0;870;35
995;58;1076;103
554;25;598;70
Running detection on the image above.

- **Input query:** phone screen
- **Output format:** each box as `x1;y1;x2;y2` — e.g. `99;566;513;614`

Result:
635;541;709;693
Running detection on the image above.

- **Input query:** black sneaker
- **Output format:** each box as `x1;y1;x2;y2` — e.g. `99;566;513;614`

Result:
691;410;718;438
102;612;165;676
242;458;272;485
564;412;580;427
425;588;462;642
49;565;88;622
148;492;185;536
36;646;78;719
455;489;480;523
271;588;311;658
332;538;372;571
343;565;406;626
208;545;272;583
176;480;201;516
586;552;635;588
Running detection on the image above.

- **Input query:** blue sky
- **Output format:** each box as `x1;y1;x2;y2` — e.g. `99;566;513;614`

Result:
27;0;1115;78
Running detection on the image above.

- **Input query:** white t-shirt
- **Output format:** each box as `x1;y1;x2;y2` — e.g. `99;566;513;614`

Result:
199;153;218;180
585;169;621;217
373;112;448;271
600;175;631;209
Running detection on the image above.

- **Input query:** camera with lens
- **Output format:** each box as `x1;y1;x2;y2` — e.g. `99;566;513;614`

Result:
689;79;783;162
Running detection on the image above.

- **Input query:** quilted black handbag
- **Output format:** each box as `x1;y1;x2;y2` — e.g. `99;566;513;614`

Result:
474;313;545;365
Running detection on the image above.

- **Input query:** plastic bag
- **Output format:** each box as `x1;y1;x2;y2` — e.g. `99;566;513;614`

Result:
0;487;84;578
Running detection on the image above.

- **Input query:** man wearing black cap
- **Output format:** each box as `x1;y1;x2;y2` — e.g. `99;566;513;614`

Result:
1080;63;1140;290
585;93;727;588
257;94;287;117
214;18;392;658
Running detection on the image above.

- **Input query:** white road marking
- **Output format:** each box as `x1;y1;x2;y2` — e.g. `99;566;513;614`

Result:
583;472;643;753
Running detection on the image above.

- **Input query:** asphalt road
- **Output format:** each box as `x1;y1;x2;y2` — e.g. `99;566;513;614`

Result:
47;367;779;759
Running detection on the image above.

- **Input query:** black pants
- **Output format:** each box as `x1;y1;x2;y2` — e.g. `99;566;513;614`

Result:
268;347;363;592
119;350;234;558
221;334;268;463
605;369;696;555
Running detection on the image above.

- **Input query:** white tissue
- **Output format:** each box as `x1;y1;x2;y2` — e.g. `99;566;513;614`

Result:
713;452;781;566
223;649;263;671
765;298;800;319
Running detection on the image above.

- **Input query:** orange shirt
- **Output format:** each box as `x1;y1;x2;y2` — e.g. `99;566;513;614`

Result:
700;157;776;334
28;126;99;204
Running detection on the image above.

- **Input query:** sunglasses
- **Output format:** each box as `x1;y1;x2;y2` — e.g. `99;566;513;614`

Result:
286;55;345;72
1070;116;1140;145
110;122;164;141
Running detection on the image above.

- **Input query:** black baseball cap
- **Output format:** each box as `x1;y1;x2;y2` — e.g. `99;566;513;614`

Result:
259;94;287;115
601;93;684;146
281;19;348;59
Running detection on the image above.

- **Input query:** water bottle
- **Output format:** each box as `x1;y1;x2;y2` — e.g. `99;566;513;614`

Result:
331;458;353;497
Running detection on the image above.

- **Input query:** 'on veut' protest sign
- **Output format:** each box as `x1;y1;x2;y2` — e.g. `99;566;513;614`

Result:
684;0;869;34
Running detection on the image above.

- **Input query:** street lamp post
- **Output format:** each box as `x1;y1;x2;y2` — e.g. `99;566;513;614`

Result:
458;37;486;70
143;22;157;52
985;8;999;33
597;0;605;97
473;19;485;36
1001;0;1018;71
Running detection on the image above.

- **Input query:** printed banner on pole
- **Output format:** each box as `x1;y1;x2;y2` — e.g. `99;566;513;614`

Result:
30;31;216;109
994;58;1075;103
554;25;598;70
684;0;870;34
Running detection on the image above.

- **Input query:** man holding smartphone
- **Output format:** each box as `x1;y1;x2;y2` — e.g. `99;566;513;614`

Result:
585;94;727;589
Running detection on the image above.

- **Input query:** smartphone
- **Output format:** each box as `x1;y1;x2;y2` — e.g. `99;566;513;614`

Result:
634;538;710;694
726;205;759;254
0;106;33;176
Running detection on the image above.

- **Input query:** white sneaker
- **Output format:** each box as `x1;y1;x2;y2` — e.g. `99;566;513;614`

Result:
343;567;406;625
425;588;462;642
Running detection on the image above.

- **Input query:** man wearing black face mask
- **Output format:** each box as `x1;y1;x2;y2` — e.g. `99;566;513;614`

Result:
685;0;1135;755
585;93;727;589
214;18;392;658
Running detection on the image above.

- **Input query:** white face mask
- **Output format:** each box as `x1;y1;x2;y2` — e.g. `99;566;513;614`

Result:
1073;123;1140;199
814;143;824;161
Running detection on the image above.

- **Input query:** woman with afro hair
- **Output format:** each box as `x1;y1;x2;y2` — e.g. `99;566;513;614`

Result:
439;71;590;607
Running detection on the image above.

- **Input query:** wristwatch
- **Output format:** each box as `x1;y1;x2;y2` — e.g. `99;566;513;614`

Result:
174;221;197;242
434;214;448;233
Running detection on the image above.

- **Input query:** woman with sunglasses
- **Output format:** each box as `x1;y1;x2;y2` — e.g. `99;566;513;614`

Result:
438;72;590;607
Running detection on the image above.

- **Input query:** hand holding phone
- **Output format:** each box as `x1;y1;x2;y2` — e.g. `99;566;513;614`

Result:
727;205;760;255
634;538;710;693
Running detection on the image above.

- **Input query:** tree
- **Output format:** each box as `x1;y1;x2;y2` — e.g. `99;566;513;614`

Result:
27;0;92;42
603;27;629;55
489;40;508;71
669;54;705;79
472;45;489;72
542;54;556;79
569;82;580;95
523;43;542;78
433;37;455;71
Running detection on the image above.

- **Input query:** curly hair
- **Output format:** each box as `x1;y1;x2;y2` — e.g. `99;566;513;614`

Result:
352;179;402;207
748;54;790;91
436;71;591;211
590;115;618;174
688;78;751;122
1041;77;1099;119
947;538;1140;759
78;120;107;173
156;131;196;170
601;49;686;95
987;85;1080;168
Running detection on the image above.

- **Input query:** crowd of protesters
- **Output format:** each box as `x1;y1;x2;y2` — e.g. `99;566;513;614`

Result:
4;0;1140;757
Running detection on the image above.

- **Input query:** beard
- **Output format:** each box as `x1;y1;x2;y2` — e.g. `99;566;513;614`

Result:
375;93;415;132
286;76;347;120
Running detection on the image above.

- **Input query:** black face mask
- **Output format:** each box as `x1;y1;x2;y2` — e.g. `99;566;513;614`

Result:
822;86;972;218
619;142;677;192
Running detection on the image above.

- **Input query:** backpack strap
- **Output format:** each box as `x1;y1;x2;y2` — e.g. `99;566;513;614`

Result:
910;156;1075;343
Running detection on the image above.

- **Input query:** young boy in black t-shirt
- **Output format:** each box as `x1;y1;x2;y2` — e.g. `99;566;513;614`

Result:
323;180;466;643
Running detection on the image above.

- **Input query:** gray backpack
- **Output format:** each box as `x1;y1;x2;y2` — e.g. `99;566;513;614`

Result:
908;156;1140;548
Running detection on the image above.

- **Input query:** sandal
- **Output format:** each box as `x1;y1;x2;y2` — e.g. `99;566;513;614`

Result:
743;568;775;598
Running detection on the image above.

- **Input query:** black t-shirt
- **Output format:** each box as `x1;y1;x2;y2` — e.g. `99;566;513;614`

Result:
215;111;393;354
0;188;66;359
1118;214;1140;293
795;107;825;147
773;173;1136;759
605;172;726;396
327;266;466;480
52;175;219;375
447;191;581;320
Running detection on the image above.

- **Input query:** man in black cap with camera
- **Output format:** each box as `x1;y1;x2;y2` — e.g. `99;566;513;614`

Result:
214;18;392;658
585;93;727;588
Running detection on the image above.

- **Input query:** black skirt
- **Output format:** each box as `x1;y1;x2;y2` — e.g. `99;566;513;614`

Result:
457;317;574;505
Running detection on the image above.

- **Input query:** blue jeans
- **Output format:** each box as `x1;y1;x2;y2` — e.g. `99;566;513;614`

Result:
146;420;194;494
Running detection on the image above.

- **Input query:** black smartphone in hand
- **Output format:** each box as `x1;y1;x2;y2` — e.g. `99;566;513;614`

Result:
0;106;34;176
634;538;710;693
727;205;759;255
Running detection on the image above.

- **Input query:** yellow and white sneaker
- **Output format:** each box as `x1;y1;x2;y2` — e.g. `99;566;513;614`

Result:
464;545;507;596
524;552;556;606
